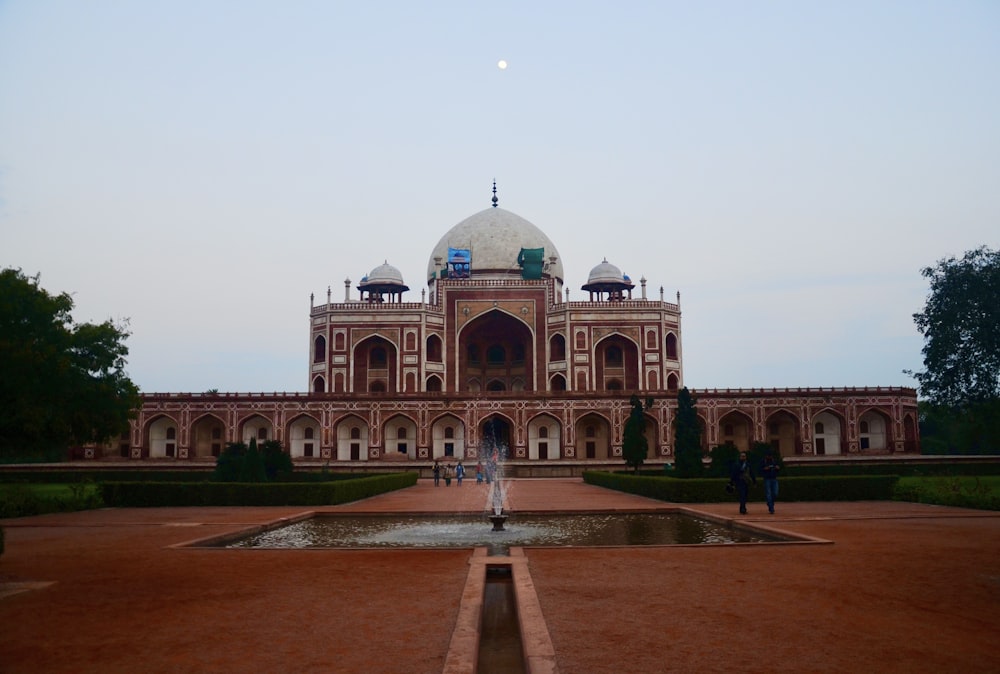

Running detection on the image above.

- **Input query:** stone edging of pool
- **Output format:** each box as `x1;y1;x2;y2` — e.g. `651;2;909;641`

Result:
168;507;833;550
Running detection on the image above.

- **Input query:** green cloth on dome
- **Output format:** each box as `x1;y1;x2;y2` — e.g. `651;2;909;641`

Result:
518;247;545;280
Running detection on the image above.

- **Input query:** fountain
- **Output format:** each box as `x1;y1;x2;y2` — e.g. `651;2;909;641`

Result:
483;434;508;532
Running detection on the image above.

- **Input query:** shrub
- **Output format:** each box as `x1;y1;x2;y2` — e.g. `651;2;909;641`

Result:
99;472;418;507
893;476;1000;511
238;439;267;483
583;471;898;502
707;444;739;478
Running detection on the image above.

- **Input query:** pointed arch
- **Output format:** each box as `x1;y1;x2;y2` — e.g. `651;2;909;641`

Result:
574;412;612;460
765;409;801;456
717;410;754;453
190;413;226;458
240;414;274;444
335;415;369;461
313;334;327;363
287;413;322;459
312;375;326;393
549;333;566;362
858;408;891;452
384;414;418;459
812;409;845;455
594;333;640;391
550;373;567;391
430;414;466;460
352;335;398;393
528;413;562;460
426;334;443;362
145;414;179;459
457;309;535;393
665;332;679;360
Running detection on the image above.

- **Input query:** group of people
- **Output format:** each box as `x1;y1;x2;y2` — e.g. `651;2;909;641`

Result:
431;458;497;486
431;460;465;486
729;451;780;514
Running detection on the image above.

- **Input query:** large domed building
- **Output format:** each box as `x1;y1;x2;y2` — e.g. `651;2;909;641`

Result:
123;188;919;467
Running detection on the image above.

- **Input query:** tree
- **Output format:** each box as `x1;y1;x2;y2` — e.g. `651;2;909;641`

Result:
673;387;703;477
260;439;293;481
909;246;1000;409
0;268;140;460
238;437;267;483
907;247;1000;454
213;441;246;482
622;394;654;473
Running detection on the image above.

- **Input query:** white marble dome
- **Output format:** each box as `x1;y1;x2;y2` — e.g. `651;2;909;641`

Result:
364;261;405;285
426;207;564;283
586;259;625;285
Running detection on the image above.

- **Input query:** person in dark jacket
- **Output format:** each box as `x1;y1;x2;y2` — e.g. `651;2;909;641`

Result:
761;452;780;514
729;451;756;514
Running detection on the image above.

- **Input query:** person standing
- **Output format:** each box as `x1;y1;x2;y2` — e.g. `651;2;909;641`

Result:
455;461;465;486
729;451;756;514
761;452;780;514
432;461;441;487
475;461;484;484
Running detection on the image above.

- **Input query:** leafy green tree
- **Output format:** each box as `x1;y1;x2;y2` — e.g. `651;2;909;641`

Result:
708;443;739;478
213;441;246;482
907;247;1000;454
622;394;654;473
261;439;293;481
238;437;267;483
909;246;1000;408
0;268;140;461
673;387;703;477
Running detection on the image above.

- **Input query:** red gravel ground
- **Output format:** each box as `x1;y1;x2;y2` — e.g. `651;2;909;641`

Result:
1;479;998;673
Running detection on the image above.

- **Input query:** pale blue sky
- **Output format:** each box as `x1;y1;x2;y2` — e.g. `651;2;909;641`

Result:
1;2;997;393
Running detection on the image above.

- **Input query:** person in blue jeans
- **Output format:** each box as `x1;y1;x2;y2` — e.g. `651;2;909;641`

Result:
729;451;756;514
761;452;780;514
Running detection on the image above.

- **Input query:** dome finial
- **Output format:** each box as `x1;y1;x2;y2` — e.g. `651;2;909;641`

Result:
491;180;498;208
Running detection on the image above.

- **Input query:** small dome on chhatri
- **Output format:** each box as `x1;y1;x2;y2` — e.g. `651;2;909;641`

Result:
584;258;631;287
364;261;405;285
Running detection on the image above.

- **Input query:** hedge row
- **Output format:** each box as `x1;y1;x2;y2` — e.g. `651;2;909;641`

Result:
584;471;899;502
779;462;1000;478
0;470;388;485
892;476;1000;511
99;472;418;507
0;470;213;484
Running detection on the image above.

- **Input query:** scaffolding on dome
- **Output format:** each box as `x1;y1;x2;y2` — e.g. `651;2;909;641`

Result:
517;247;544;280
447;247;471;279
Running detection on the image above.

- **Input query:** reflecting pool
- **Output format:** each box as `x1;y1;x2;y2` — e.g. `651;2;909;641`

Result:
223;513;780;555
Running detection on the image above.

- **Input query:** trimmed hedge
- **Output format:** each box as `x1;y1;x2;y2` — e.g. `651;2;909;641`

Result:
584;471;898;502
892;476;1000;511
0;470;402;485
99;472;418;507
0;470;213;484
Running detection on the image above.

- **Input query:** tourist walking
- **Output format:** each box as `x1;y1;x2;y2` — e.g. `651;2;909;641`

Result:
761;452;780;514
476;461;484;484
444;463;453;486
729;451;756;514
455;461;465;485
432;461;441;487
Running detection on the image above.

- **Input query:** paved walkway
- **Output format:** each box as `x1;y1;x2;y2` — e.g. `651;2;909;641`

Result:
1;479;998;673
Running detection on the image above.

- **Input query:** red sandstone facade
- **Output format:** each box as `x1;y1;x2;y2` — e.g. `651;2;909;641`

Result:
113;200;919;463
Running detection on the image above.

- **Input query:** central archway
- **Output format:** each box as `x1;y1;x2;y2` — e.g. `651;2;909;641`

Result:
480;415;512;461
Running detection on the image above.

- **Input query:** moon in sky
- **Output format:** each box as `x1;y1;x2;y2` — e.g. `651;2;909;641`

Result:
497;60;508;70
